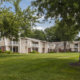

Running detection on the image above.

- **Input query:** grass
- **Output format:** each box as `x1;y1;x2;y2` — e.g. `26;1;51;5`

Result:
0;53;80;80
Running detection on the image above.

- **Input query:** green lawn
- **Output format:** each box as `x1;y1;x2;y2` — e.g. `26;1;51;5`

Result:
0;53;80;80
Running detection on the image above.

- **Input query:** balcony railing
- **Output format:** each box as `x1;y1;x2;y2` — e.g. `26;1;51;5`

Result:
74;46;78;48
32;44;39;47
9;41;19;45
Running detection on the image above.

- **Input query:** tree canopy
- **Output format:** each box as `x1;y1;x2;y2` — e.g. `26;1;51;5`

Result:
0;0;38;39
32;29;46;40
32;0;80;30
0;8;20;39
45;21;78;42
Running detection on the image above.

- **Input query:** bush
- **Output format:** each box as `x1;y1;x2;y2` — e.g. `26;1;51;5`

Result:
0;49;3;53
4;51;12;54
48;51;55;54
30;50;39;54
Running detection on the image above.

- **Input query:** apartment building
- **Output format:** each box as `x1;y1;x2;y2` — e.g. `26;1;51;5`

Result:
0;37;80;53
53;41;80;52
0;37;54;53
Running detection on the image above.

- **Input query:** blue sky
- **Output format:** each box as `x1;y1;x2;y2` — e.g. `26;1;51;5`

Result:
1;0;55;30
20;0;55;30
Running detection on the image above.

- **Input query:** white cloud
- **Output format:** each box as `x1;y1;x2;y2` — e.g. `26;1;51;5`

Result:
38;15;45;21
33;26;45;30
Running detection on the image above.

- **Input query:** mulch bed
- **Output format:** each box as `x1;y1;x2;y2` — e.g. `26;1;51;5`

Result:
70;62;80;66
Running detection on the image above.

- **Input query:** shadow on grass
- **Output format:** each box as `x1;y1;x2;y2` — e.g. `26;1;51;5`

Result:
3;57;79;73
0;55;80;80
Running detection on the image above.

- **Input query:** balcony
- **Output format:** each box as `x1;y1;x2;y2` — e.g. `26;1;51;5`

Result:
9;41;19;46
32;44;39;48
74;46;78;48
74;44;78;48
32;41;39;48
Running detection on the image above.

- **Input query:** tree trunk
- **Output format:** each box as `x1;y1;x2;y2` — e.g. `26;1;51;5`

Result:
64;41;66;52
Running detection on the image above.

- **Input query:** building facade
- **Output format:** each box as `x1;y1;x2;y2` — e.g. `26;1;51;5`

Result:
0;37;80;53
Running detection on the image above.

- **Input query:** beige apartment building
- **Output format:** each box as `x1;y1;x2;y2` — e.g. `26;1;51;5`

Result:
0;37;80;53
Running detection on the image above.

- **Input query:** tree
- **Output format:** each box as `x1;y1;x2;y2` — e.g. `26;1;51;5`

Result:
45;25;61;42
0;0;38;39
21;26;34;38
45;21;78;52
0;8;20;39
20;7;39;37
54;21;78;52
32;29;46;40
32;0;80;29
32;0;80;63
12;0;39;37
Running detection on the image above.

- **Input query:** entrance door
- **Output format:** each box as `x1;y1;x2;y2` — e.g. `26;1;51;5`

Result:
10;46;18;53
42;48;45;53
13;47;18;52
28;48;31;53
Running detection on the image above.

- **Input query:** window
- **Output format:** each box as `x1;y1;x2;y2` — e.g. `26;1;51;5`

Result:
32;41;39;47
74;44;78;48
10;39;18;44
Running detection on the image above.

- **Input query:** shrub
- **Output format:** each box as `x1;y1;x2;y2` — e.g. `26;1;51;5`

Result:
30;50;39;54
0;49;3;53
4;51;12;54
48;50;56;53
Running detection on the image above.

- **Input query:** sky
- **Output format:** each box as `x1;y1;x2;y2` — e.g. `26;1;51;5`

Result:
1;0;55;30
20;0;55;30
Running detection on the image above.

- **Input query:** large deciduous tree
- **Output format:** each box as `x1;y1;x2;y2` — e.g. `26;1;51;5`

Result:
12;0;38;37
45;21;78;52
32;0;80;28
32;29;46;40
0;8;20;39
54;21;78;52
32;0;80;63
45;25;60;42
0;0;38;39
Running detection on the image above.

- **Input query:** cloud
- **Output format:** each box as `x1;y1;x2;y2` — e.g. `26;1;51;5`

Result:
33;26;45;30
38;16;45;21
